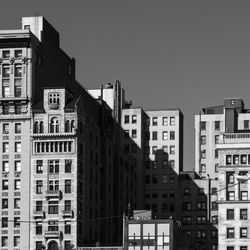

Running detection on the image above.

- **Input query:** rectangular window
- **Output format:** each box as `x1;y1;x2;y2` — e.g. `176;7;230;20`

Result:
15;123;21;134
2;142;9;153
48;201;59;214
227;209;234;220
215;135;219;144
14;217;20;228
2;180;8;190
1;217;8;228
65;241;71;250
2;124;9;134
244;120;249;129
215;163;219;172
162;131;168;140
240;209;248;220
2;199;8;209
14;64;22;78
36;180;43;194
15;142;21;153
227;172;234;184
201;163;206;173
241;191;248;201
170;131;175;140
226;155;232;165
215;121;220;130
49;160;59;174
65;221;71;234
240;227;248;238
14;161;21;172
2;161;9;172
65;180;71;193
1;236;8;247
227;228;235;238
2;65;10;78
162;175;168;184
36;222;42;235
65;159;72;173
152;146;157;154
14;79;22;97
132;115;137;124
162;117;168;126
124;115;129;124
233;155;239;164
14;236;20;247
131;129;137;138
36;160;43;174
162;146;168;154
241;155;247;165
170;146;175;154
228;191;235;201
170;117;175;125
15;50;22;58
14;198;20;209
152;117;158;126
48;220;58;231
201;149;206;158
201;135;206;145
2;50;10;58
14;180;21;190
36;201;43;212
152;131;157;140
65;200;71;211
201;121;206;130
169;160;175;169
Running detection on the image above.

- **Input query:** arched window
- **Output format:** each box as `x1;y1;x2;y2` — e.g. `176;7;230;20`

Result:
39;121;44;133
70;120;75;132
34;121;39;133
50;117;59;133
65;120;70;132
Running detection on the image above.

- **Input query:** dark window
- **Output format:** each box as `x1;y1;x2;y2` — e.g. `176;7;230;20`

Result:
36;181;43;194
244;120;249;129
201;121;206;130
124;115;129;124
65;160;72;173
215;121;220;130
36;222;42;235
65;180;71;193
227;228;234;238
1;217;8;228
65;221;71;234
36;201;43;212
36;160;43;174
48;201;59;214
152;131;157;140
170;131;175;140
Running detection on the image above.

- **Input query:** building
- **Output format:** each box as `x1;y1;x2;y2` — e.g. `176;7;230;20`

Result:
0;16;136;249
195;98;250;179
217;129;250;249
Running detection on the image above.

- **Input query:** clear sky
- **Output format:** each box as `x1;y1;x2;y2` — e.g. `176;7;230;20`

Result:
1;0;250;170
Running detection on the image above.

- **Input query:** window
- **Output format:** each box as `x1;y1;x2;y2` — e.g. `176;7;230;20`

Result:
215;135;219;144
65;221;71;234
211;187;217;195
201;135;206;145
152;175;158;184
227;172;234;184
152;189;158;198
132;115;137;123
197;230;206;239
145;175;150;184
197;216;206;224
215;121;220;130
48;220;58;231
184;188;190;195
162;189;167;198
14;180;21;190
2;180;8;190
169;160;175;169
14;161;21;172
215;163;219;172
215;149;218;158
2;65;10;78
152;117;158;126
162;175;167;184
49;160;59;174
65;159;72;173
14;236;20;247
162;131;168;140
152;146;157;154
201;149;206;158
240;227;248;238
65;180;72;193
227;209;234;220
65;241;71;250
50;117;59;133
15;142;21;153
2;142;9;153
170;174;175;183
2;161;9;172
15;50;22;58
201;163;206;172
2;124;9;134
49;180;59;191
15;123;21;134
2;50;10;58
244;120;249;129
36;222;42;235
233;155;239;164
197;202;206;210
227;228;235;238
14;64;22;77
212;216;218;224
170;131;175;140
2;217;8;228
152;131;157;140
201;121;206;130
131;129;137;138
199;188;205;195
162;146;168;154
48;201;59;214
14;217;20;228
2;85;10;97
241;155;247;165
182;202;192;211
65;200;71;211
240;191;248;201
49;93;60;105
36;160;43;174
240;209;248;220
2;199;8;209
240;247;248;250
14;198;20;209
182;216;192;225
36;201;43;212
170;145;175;154
162;117;168;125
14;79;22;97
228;191;235;201
36;180;43;194
170;117;175;125
1;236;8;247
124;115;129;124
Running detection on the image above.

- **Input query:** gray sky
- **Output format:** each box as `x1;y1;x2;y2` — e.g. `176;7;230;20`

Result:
1;0;250;170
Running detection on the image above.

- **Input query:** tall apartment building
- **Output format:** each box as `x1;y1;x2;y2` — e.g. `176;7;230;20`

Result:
0;16;136;249
89;84;184;220
195;98;250;179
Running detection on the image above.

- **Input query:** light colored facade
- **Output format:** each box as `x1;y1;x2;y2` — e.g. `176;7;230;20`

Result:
195;98;250;179
217;133;250;250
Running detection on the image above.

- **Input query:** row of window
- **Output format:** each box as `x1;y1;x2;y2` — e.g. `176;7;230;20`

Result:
183;187;217;195
2;123;21;134
2;142;21;153
35;220;72;235
1;50;23;59
200;163;219;173
36;179;72;194
145;145;175;155
2;160;21;172
1;236;20;248
227;227;248;238
2;198;20;209
182;216;218;225
200;120;221;130
35;240;72;250
200;149;218;159
227;208;248;220
227;190;249;201
145;189;175;199
1;104;23;115
2;179;20;190
226;154;250;165
145;160;175;169
34;141;73;153
1;217;20;228
182;201;218;211
124;115;176;126
145;174;175;184
145;131;175;140
35;200;72;214
200;135;219;145
36;159;72;174
227;246;248;250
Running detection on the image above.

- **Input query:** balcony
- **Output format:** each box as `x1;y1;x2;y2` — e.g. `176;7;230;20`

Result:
62;210;73;218
220;133;250;144
44;230;62;239
48;103;60;110
33;210;45;219
45;190;62;200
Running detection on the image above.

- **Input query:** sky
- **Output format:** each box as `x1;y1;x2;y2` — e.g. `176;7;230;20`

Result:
1;0;250;170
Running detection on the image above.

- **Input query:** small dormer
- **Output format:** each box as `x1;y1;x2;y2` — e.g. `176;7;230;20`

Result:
43;88;66;112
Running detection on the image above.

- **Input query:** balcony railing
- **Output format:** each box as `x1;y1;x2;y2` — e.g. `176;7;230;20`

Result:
44;230;62;239
33;210;45;219
62;210;73;218
220;133;250;144
45;190;62;199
